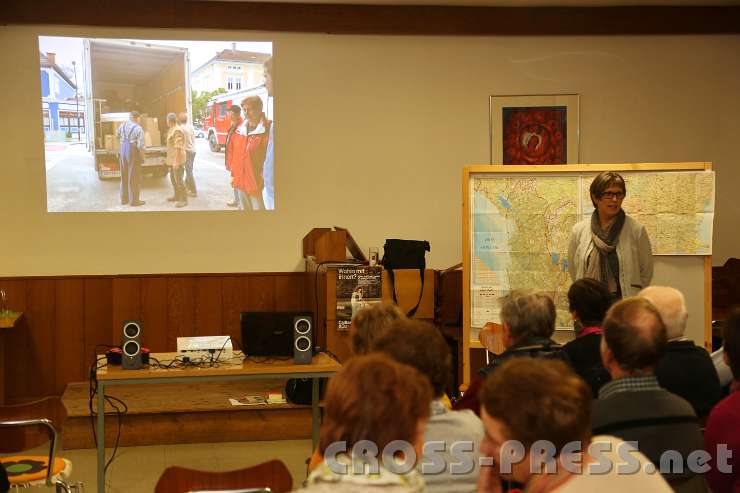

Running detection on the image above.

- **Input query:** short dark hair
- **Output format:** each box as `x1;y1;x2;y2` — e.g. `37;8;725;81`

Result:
500;290;556;342
242;95;263;113
318;353;432;455
481;358;592;453
568;279;612;327
723;308;740;380
373;319;452;397
166;112;177;122
602;297;667;372
589;171;627;207
229;105;241;115
129;110;140;119
351;303;404;355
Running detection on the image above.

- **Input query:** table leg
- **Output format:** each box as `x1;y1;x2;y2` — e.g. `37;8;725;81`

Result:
97;381;106;493
312;377;320;448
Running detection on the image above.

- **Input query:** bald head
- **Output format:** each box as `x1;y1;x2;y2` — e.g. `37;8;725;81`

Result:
602;297;667;373
639;286;688;340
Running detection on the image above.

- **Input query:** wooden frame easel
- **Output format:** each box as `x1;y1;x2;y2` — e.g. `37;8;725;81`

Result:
462;162;714;384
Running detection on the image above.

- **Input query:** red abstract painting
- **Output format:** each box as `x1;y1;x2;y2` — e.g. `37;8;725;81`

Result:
502;106;567;165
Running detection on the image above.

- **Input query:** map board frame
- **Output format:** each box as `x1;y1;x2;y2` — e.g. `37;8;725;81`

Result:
462;162;713;385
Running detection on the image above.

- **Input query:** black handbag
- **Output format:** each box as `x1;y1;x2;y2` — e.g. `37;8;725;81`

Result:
285;377;325;405
381;239;431;317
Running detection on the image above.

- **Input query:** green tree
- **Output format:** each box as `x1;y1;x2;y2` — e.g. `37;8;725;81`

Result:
191;88;226;126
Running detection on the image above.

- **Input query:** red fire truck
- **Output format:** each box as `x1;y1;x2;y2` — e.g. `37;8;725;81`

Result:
203;84;270;152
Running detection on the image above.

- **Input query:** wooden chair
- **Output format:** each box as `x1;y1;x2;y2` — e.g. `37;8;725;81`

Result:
479;322;505;364
154;459;293;493
0;396;79;492
458;322;505;396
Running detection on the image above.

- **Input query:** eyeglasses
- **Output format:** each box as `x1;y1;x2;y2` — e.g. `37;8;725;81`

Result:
601;192;625;200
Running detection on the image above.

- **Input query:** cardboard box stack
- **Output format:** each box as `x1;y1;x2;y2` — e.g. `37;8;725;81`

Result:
103;121;123;150
143;117;161;147
104;134;120;151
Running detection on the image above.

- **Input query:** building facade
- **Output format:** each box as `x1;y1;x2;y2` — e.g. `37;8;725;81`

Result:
191;45;270;94
40;51;84;140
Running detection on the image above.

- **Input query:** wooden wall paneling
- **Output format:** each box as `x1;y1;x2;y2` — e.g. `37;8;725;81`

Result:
304;264;326;349
0;272;338;399
141;277;169;351
274;273;309;312
166;277;196;342
22;280;56;398
246;276;277;311
317;270;328;351
54;279;85;394
3;1;740;35
194;277;223;337
1;279;28;403
0;279;27;313
111;277;142;344
83;278;113;370
221;276;249;352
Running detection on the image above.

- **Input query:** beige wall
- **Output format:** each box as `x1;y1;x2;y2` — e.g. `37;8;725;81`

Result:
1;26;738;276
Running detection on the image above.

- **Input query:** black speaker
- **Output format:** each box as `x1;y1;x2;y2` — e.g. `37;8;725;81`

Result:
241;311;311;357
293;315;313;365
121;320;143;370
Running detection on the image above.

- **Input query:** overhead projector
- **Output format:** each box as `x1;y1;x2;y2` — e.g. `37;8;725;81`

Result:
176;335;234;362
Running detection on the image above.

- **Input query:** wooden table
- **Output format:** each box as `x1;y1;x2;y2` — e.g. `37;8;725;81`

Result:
0;312;23;405
95;352;341;492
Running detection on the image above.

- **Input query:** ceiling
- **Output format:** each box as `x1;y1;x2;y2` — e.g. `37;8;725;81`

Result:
211;0;740;5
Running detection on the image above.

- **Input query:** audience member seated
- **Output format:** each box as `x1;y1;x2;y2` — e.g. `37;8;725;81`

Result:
373;319;484;493
593;297;707;492
562;278;612;397
477;357;672;492
454;290;566;416
712;346;734;390
351;302;405;355
300;353;432;493
640;286;722;418
704;308;740;493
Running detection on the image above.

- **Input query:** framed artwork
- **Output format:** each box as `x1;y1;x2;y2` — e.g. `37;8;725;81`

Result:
490;94;580;165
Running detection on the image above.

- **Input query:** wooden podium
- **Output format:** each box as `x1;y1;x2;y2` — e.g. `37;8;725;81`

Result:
306;259;434;362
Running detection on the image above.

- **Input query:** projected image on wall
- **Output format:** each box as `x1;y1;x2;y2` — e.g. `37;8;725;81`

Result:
40;36;274;212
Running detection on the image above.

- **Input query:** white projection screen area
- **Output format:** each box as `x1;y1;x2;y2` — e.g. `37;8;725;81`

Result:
40;36;274;212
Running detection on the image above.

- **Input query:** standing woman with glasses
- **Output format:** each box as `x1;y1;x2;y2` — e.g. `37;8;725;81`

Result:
568;171;653;301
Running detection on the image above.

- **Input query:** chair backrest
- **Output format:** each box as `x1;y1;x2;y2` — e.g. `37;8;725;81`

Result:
479;322;505;360
189;489;271;493
154;460;293;493
0;396;67;453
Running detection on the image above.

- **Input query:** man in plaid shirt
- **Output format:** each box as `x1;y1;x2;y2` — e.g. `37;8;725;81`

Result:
593;297;705;491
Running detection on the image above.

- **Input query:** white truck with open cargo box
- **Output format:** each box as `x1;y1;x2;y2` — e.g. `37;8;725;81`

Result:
83;39;192;180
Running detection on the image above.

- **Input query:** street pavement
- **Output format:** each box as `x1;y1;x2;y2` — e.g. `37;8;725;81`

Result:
46;138;241;212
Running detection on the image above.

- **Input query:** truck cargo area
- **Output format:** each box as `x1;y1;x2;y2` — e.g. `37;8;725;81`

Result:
87;39;189;179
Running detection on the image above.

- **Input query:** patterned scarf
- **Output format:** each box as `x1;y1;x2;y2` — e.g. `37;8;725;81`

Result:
585;209;625;296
